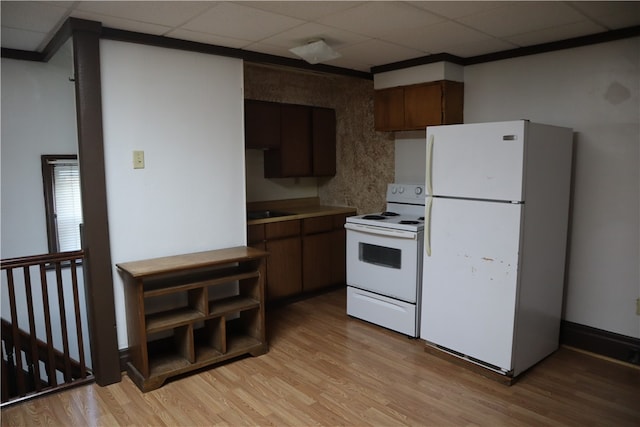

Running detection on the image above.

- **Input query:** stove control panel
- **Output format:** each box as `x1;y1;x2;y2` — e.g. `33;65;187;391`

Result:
387;183;426;204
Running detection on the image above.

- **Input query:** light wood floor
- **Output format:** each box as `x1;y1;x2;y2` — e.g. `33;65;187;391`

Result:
2;288;639;426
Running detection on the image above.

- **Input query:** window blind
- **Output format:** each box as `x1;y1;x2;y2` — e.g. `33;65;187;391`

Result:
52;161;83;252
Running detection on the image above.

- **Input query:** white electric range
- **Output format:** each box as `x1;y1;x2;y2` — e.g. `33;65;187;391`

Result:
344;183;425;337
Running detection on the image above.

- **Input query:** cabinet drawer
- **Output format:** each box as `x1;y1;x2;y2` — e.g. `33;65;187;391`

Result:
303;216;333;234
265;220;300;239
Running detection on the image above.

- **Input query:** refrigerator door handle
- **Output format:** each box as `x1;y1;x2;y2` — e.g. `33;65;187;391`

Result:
426;134;434;196
425;196;433;256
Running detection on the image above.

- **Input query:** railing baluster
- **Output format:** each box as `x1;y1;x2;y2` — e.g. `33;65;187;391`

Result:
39;263;57;387
5;268;26;396
1;250;93;406
54;262;72;382
69;258;87;379
23;266;42;392
1;343;9;401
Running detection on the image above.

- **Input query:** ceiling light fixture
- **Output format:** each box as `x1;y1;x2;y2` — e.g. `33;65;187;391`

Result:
289;39;341;64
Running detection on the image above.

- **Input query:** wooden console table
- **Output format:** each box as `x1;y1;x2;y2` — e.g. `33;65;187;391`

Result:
117;246;269;392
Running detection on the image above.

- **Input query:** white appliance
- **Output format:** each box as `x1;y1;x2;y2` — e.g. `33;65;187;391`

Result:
420;120;573;377
345;183;425;337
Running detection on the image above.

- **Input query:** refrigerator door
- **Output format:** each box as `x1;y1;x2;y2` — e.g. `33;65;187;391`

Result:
421;197;522;372
426;121;526;202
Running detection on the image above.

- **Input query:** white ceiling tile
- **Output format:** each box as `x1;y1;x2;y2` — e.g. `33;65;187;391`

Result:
0;27;47;51
507;21;608;47
237;1;363;21
243;41;300;60
408;1;505;19
322;55;372;72
458;2;588;38
318;2;444;38
337;39;426;67
166;28;252;49
260;22;367;50
444;37;518;58
37;2;77;8
1;1;69;33
247;39;370;71
570;1;640;29
69;11;172;36
1;1;639;73
386;20;498;54
75;1;214;28
245;43;371;73
182;2;304;41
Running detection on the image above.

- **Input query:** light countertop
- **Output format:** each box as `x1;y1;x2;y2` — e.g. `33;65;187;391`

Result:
246;197;356;225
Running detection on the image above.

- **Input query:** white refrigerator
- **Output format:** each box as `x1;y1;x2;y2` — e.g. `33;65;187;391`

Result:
420;120;573;377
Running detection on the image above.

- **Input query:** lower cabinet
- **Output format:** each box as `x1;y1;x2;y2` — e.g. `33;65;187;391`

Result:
117;246;268;392
302;231;333;292
265;236;302;301
302;213;352;293
249;220;302;302
248;213;352;302
330;214;348;285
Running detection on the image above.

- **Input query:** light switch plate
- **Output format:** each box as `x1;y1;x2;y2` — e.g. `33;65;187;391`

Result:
133;150;145;169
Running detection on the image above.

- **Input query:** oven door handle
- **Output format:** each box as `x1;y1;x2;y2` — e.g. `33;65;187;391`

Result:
344;223;417;240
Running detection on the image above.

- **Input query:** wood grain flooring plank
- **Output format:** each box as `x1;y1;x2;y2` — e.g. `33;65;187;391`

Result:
2;288;639;426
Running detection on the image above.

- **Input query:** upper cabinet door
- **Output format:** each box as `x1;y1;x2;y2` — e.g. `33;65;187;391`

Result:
374;87;404;131
245;100;281;149
374;81;464;132
256;101;337;178
404;83;442;129
277;104;312;177
312;107;336;176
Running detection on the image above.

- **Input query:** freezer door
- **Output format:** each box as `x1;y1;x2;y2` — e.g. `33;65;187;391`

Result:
426;121;525;201
421;198;522;372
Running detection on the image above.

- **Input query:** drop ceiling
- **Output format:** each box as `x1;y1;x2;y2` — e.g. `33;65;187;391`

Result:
2;1;639;73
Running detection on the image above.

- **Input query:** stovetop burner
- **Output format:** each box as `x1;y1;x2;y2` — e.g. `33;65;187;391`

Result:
362;215;387;220
345;183;426;232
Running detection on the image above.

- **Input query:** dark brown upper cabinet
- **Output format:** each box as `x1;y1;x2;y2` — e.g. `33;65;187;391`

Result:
266;104;312;177
311;107;336;177
374;80;464;132
245;100;281;149
245;99;336;178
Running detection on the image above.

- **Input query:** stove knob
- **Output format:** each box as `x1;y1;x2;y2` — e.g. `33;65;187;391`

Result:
398;187;405;194
415;187;423;195
391;186;397;194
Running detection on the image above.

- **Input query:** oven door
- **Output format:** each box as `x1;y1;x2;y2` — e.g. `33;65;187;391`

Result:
345;222;420;303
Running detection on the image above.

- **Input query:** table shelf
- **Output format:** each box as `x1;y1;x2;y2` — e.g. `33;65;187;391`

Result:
117;246;268;392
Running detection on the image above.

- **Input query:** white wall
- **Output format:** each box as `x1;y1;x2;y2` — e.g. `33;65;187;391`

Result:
100;41;247;348
393;37;639;338
1;43;78;258
374;61;464;89
395;130;426;184
1;41;91;368
245;149;318;202
463;37;639;338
